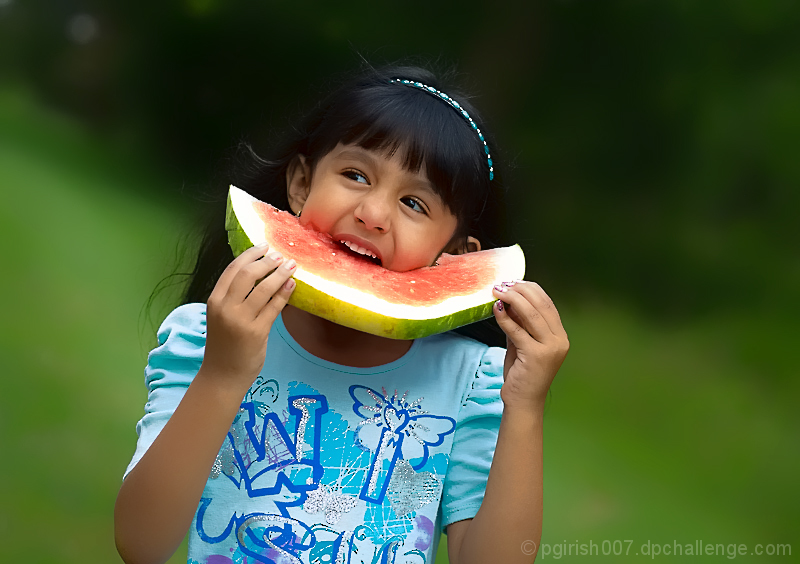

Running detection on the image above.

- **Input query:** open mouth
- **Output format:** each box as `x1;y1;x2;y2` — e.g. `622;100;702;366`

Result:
339;240;382;266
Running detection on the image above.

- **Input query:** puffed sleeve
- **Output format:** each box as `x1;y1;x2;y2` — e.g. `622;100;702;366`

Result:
440;345;505;530
122;303;207;479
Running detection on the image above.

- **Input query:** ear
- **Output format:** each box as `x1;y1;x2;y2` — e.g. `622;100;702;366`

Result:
445;236;482;255
286;154;311;215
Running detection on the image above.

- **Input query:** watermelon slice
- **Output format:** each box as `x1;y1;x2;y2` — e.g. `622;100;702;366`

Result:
226;185;525;339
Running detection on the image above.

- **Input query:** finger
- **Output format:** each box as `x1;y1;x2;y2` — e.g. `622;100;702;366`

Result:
492;299;535;351
502;320;518;379
227;251;286;303
505;281;567;338
256;271;297;328
245;258;297;315
210;243;271;301
492;285;552;343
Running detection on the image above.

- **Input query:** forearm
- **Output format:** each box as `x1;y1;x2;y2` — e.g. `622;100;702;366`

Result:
457;405;544;564
114;366;249;564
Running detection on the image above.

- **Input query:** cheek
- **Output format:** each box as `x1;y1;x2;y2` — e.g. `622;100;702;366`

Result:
300;193;342;229
394;233;449;269
298;211;334;239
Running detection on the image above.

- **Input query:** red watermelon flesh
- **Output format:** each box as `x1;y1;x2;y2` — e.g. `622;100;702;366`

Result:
226;185;526;339
249;199;498;307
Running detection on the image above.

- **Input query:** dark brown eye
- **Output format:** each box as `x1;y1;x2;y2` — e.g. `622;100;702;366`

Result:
402;197;426;214
343;170;369;184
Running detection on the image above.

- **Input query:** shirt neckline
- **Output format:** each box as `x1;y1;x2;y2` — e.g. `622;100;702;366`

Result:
274;312;421;375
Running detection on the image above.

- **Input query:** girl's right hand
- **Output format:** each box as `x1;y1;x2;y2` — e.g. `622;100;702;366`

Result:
115;243;296;564
202;243;297;391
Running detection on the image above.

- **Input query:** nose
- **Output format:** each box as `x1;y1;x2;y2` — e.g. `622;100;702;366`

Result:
354;193;391;232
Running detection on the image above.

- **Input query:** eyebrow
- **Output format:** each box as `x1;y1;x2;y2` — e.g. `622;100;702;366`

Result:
335;148;440;199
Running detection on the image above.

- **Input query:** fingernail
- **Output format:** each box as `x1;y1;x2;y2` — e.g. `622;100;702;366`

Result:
496;300;504;312
493;284;507;293
502;281;516;288
268;252;283;262
284;259;297;270
285;278;295;290
256;242;269;248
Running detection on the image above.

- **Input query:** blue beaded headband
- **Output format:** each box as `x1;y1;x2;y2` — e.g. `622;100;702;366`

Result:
390;78;494;181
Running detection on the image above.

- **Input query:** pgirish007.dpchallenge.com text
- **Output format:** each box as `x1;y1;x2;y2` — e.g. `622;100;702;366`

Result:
531;539;792;559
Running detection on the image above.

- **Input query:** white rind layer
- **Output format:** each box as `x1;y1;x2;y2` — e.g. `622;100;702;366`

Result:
228;185;526;338
293;249;521;320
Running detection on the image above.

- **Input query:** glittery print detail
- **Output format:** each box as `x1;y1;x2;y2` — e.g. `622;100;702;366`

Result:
196;498;315;561
196;395;329;555
386;460;442;518
209;455;222;479
303;480;360;524
261;409;295;468
378;538;403;563
357;414;383;427
292;397;318;459
211;408;247;481
350;385;456;504
235;513;314;563
196;379;453;563
236;513;294;546
367;424;397;497
363;486;415;544
407;397;424;409
209;440;236;480
334;530;353;564
307;526;410;564
301;410;370;496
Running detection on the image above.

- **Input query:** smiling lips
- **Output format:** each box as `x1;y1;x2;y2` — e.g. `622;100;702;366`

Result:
340;239;379;260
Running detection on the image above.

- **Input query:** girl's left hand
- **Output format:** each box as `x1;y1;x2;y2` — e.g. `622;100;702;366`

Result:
492;281;570;412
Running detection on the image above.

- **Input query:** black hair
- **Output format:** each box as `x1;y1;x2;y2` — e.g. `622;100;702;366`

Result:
172;63;511;347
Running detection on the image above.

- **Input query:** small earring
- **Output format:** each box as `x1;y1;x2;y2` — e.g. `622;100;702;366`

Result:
296;209;302;218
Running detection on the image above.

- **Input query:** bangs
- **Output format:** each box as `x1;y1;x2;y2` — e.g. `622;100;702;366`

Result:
304;80;489;236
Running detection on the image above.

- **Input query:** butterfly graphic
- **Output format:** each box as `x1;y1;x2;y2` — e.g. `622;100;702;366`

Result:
350;386;456;470
303;481;360;525
350;386;456;503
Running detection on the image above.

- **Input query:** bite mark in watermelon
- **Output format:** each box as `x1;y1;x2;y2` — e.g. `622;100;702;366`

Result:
226;185;525;339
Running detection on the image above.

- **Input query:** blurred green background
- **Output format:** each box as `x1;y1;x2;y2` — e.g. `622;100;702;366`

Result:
1;1;797;562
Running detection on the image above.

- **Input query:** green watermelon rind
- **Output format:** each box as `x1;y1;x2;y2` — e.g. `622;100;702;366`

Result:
225;188;521;340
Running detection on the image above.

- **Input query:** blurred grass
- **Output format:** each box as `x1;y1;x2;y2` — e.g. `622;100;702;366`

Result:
0;86;190;563
545;302;799;558
0;88;797;563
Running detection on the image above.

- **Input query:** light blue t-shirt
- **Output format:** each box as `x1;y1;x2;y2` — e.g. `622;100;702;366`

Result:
125;303;504;564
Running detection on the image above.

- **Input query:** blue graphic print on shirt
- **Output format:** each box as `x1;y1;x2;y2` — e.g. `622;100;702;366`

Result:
195;382;456;564
350;385;456;503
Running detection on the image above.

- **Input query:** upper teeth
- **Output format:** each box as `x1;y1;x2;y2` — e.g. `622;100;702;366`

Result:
341;240;377;259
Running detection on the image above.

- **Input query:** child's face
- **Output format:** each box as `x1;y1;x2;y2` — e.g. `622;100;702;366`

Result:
288;144;461;272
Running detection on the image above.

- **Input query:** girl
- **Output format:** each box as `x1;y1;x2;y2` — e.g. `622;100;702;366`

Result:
115;64;569;564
